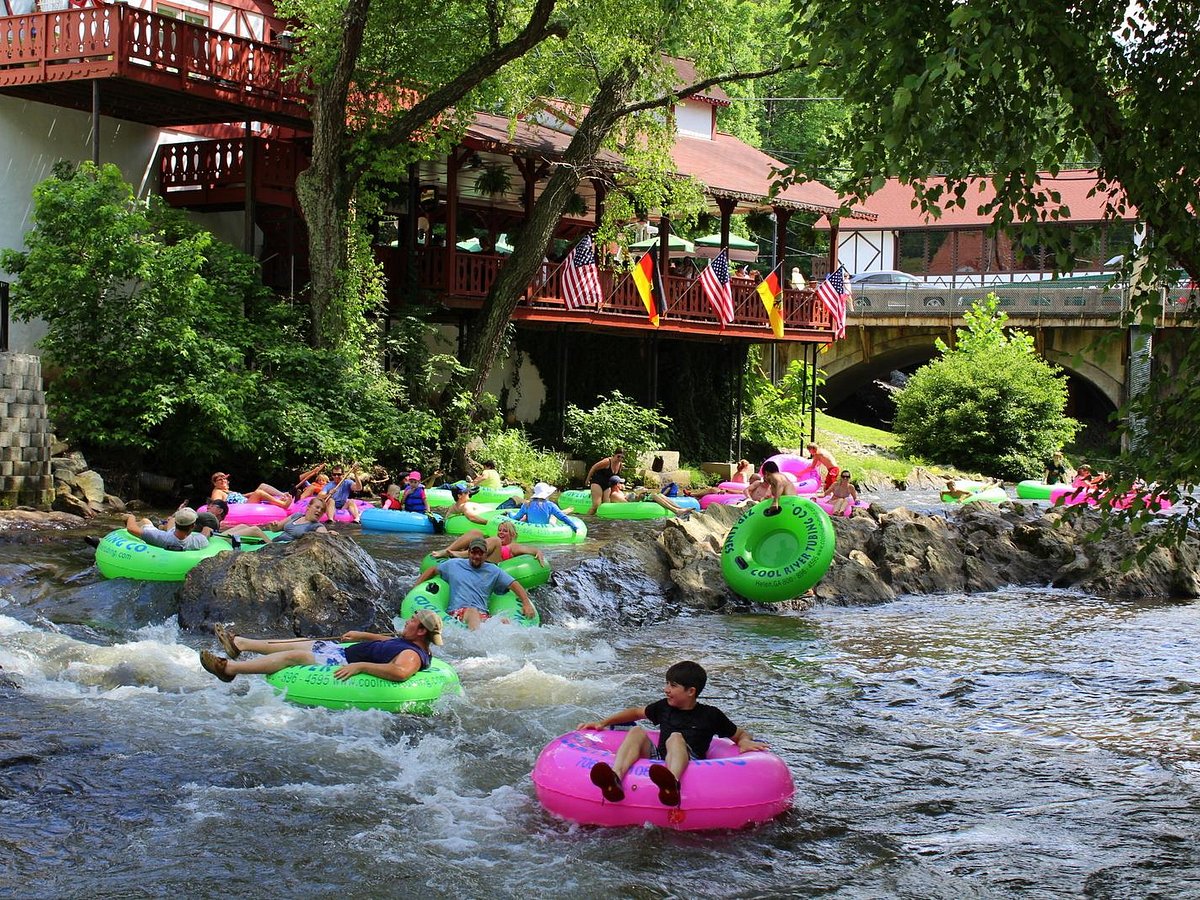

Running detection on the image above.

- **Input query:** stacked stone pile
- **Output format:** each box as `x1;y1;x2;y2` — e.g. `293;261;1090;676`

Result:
0;353;53;509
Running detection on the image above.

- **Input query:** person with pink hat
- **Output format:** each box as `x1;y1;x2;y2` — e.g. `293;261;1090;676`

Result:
401;470;428;514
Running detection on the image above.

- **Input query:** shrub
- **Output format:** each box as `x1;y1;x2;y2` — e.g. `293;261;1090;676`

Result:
742;348;824;452
563;390;672;462
2;162;439;479
893;298;1078;479
476;428;566;487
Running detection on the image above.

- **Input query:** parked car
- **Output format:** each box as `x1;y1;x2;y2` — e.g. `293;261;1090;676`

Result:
849;270;922;286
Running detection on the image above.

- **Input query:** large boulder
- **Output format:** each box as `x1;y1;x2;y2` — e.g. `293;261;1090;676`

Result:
177;532;396;636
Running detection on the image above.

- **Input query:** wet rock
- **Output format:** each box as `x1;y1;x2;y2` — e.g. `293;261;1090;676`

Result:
74;470;107;506
52;489;95;519
0;508;88;531
177;532;395;636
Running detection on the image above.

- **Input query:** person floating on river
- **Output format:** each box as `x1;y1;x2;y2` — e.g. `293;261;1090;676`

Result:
821;470;859;515
195;499;274;545
413;536;536;629
400;470;428;514
509;482;578;531
432;518;546;567
607;477;693;518
124;507;209;551
585;449;626;514
318;465;362;523
209;472;292;509
579;660;766;808
471;460;504;491
731;459;754;484
1072;463;1106;490
261;497;331;541
444;485;497;525
760;461;798;513
805;443;841;492
742;473;771;505
198;611;443;684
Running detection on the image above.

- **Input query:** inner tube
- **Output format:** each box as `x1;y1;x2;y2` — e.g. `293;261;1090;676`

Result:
264;655;461;714
199;502;290;526
1016;480;1056;500
940;480;1006;504
812;496;867;518
700;493;746;509
282;498;372;522
446;509;585;544
532;729;794;831
426;488;455;508
420;552;551;590
595;501;676;520
557;489;593;508
359;508;444;534
762;453;815;480
94;529;273;581
399;575;540;627
471;486;526;504
720;496;835;602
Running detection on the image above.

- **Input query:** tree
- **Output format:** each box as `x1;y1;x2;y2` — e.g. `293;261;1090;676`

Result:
280;0;567;350
0;163;439;477
893;298;1077;480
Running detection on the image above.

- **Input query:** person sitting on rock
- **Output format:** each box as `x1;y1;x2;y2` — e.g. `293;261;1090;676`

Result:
432;518;546;567
209;472;292;509
124;507;209;551
198;610;443;684
195;499;274;544
413;536;536;629
761;461;798;513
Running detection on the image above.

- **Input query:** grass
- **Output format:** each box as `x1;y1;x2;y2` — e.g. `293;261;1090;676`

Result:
811;411;979;485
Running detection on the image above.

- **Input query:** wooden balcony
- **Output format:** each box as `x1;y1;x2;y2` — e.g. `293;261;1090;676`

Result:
379;247;837;342
158;138;307;210
0;5;307;127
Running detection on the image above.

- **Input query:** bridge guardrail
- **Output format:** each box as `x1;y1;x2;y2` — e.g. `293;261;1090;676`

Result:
848;283;1128;318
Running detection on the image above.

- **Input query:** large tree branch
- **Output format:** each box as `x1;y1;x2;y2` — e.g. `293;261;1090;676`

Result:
613;63;803;118
348;0;566;184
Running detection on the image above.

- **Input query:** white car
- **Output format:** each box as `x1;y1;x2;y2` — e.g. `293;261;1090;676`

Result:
849;270;922;286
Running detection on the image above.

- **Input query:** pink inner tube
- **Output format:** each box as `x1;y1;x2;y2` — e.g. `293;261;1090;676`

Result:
717;481;747;493
1110;490;1172;512
286;498;371;522
794;474;822;495
700;493;747;509
1049;485;1098;507
762;453;815;480
532;729;793;831
813;496;867;517
199;501;290;526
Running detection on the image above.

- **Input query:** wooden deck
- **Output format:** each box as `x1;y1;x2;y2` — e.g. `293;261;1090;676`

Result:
0;5;307;127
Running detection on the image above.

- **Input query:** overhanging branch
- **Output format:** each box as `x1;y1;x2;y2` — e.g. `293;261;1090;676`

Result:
613;63;805;118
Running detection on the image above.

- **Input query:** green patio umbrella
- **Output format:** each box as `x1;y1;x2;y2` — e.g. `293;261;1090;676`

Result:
628;234;695;254
693;232;760;262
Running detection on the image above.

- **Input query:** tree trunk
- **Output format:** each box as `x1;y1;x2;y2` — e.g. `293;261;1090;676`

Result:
460;65;643;404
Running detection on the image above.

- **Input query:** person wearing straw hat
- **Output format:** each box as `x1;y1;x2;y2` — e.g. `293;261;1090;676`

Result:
198;611;443;684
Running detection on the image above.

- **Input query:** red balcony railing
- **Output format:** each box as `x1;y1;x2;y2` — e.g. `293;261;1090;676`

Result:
157;138;307;209
378;246;835;340
0;5;306;124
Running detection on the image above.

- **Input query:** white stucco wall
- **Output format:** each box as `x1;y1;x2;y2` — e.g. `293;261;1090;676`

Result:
838;229;895;275
429;324;547;424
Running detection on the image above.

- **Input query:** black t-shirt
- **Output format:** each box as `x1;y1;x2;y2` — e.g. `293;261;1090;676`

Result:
644;698;737;759
1045;458;1068;484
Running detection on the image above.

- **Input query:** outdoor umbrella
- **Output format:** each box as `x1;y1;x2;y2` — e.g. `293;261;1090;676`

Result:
693;233;760;262
628;234;695;255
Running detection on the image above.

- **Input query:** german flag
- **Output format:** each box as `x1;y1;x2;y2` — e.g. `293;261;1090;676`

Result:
756;269;785;338
632;248;667;326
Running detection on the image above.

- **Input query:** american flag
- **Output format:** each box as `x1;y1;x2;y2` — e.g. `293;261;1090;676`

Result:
561;233;604;310
815;266;850;339
699;248;735;325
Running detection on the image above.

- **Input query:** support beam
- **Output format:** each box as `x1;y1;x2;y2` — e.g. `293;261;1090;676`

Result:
647;333;659;407
558;326;569;444
406;162;420;296
717;197;737;246
243;121;255;257
735;344;744;459
827;216;840;275
809;342;818;442
91;80;100;166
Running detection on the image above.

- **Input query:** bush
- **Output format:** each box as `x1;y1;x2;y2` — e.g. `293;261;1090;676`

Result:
563;390;672;462
893;298;1078;479
476;428;566;487
2;162;440;479
742;348;824;452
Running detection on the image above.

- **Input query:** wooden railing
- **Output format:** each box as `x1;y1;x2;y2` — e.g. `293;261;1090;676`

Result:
157;138;307;207
378;246;834;338
0;5;305;119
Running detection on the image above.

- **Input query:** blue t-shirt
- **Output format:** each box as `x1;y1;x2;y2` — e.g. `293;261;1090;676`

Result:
436;558;516;613
513;499;575;529
322;477;355;507
344;637;430;670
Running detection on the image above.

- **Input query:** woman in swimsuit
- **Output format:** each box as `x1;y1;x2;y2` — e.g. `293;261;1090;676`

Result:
431;519;546;566
585;449;626;515
209;472;292;509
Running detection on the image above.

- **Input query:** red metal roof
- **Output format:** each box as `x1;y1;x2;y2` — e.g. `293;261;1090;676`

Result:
832;171;1134;230
667;56;730;106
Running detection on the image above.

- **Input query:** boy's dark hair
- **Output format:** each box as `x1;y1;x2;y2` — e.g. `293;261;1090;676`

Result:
761;460;780;475
451;486;467;499
665;660;707;695
484;460;497;469
209;499;229;516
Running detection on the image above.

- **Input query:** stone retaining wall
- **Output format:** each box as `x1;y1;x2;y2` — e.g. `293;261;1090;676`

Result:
0;353;53;508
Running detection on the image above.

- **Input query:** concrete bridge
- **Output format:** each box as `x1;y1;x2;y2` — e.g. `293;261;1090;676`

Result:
779;282;1193;419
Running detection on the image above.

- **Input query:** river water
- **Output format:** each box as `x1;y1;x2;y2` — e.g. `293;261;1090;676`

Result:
2;498;1200;898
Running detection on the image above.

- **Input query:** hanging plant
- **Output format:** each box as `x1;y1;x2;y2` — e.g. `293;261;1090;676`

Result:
564;192;589;217
474;164;512;198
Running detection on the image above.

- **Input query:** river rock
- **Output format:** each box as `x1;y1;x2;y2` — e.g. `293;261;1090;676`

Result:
0;508;88;531
177;532;396;636
654;501;1200;609
51;488;95;519
74;470;107;506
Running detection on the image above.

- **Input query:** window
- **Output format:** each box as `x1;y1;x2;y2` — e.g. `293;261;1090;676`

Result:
898;231;926;274
156;4;208;26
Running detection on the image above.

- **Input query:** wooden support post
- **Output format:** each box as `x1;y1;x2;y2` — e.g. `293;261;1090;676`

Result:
827;216;840;276
406;161;420;296
243;121;255;257
91;80;100;167
717;197;736;246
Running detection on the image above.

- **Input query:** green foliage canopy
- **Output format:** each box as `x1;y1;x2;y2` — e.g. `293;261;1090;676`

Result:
1;163;438;475
563;390;672;462
743;347;822;453
892;298;1078;480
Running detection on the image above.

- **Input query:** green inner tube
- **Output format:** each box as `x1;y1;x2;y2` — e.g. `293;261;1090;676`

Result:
471;486;526;503
399;575;540;627
557;489;593;509
941;481;1008;504
1016;480;1055;500
595;501;674;520
264;655;461;714
420;552;551;590
94;529;273;582
445;509;586;544
720;496;836;603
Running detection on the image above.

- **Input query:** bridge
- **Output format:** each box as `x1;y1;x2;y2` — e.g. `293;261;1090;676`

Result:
781;281;1194;419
